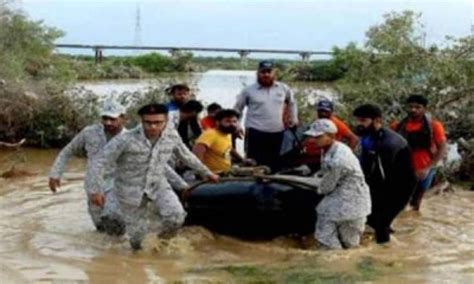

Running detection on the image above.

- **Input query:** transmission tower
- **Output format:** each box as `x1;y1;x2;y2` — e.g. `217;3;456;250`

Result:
133;3;142;51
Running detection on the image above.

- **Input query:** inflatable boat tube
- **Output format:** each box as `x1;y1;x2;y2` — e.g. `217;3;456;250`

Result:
183;179;322;238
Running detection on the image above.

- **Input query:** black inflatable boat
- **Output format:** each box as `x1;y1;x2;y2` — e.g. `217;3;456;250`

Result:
183;178;322;238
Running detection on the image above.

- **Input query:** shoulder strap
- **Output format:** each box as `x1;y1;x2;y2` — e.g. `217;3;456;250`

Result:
421;114;433;143
396;116;410;133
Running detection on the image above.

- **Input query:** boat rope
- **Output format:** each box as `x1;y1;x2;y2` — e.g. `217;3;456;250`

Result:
180;175;319;201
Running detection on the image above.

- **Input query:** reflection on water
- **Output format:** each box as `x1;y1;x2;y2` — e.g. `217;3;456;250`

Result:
1;71;473;282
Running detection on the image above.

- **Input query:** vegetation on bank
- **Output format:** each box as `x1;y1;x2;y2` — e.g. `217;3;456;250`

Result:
60;53;312;80
0;3;84;147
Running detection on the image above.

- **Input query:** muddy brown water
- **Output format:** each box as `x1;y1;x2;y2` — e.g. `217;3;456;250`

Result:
0;148;473;283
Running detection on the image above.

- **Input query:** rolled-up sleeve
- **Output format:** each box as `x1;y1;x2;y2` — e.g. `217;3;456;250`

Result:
285;86;298;126
49;130;86;179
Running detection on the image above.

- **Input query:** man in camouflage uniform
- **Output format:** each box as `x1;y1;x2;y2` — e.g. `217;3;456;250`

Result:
88;103;219;250
304;119;371;249
49;100;128;235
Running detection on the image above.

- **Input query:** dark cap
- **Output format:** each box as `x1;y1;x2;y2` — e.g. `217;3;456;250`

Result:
258;60;275;71
316;100;334;112
138;103;169;116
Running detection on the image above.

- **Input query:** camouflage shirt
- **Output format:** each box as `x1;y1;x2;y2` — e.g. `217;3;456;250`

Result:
49;123;188;194
50;124;115;177
49;124;128;192
317;141;371;221
88;125;212;206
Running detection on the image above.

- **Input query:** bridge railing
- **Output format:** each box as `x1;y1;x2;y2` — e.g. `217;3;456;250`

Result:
54;44;333;64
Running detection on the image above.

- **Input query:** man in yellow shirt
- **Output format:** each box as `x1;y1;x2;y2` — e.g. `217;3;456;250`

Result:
193;109;247;174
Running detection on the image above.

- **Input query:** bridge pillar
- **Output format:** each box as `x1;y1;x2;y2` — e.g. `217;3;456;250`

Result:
238;50;250;66
169;48;181;58
300;52;311;62
94;48;103;64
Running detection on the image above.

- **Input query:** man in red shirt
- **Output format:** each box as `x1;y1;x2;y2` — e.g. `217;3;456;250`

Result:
391;94;447;210
200;103;222;130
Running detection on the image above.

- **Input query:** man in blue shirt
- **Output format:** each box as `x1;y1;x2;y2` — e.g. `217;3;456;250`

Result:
165;84;190;111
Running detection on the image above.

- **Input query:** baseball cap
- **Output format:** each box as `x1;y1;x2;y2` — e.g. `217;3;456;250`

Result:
258;60;275;71
101;99;126;118
316;100;334;112
304;119;338;137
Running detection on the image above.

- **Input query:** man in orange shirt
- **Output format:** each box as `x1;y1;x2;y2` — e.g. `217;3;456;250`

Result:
301;100;359;165
314;100;359;150
392;94;447;210
200;103;222;130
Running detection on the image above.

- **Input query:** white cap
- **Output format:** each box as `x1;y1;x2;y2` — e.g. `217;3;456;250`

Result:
100;99;126;118
304;119;338;137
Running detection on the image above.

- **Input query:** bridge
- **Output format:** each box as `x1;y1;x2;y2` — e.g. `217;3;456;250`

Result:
54;44;333;64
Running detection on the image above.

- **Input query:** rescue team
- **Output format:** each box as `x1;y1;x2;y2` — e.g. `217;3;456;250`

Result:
49;60;447;251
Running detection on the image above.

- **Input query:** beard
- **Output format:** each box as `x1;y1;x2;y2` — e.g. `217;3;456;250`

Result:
104;125;118;133
355;124;376;137
257;77;274;87
219;125;237;134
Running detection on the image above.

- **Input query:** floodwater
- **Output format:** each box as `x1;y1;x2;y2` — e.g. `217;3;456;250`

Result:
1;70;473;283
77;70;257;108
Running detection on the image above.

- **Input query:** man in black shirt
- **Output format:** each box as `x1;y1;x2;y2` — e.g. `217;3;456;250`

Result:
353;104;417;244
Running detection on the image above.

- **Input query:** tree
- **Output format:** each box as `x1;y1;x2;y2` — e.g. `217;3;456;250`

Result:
329;11;473;141
313;11;474;180
0;3;95;146
0;2;64;80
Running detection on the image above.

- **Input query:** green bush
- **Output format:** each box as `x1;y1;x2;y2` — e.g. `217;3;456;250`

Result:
132;52;175;73
115;85;170;127
290;61;346;82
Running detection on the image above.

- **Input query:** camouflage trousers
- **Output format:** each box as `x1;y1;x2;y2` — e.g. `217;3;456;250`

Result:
88;189;126;236
119;189;186;250
315;216;366;249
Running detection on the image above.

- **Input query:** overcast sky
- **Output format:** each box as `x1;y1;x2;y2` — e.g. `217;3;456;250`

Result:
18;0;473;58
